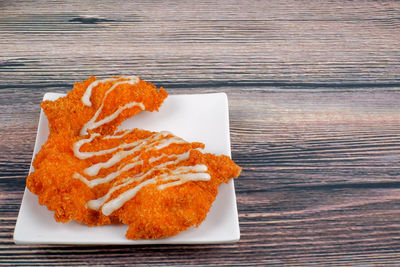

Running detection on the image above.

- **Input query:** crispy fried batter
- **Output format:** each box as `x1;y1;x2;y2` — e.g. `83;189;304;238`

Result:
120;152;241;239
26;76;241;239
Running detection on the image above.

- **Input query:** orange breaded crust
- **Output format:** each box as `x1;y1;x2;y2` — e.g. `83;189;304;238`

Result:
26;75;241;239
120;153;241;239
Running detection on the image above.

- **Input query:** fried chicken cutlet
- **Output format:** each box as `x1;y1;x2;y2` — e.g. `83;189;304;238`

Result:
26;75;241;239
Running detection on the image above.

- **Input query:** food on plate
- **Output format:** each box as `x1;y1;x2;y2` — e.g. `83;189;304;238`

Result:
26;76;241;239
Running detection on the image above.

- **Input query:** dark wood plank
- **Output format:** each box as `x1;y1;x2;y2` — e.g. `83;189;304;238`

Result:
2;86;400;265
1;0;400;265
1;0;399;87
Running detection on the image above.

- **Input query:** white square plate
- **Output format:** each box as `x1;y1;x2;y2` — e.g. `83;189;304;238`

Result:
14;92;240;245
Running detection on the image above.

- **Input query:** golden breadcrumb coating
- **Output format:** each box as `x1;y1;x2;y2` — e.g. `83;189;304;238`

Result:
26;76;241;239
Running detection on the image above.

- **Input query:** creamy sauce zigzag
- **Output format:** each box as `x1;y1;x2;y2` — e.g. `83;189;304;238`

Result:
72;77;210;216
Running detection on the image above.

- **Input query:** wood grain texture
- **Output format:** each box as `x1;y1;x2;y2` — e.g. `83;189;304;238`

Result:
1;0;400;87
1;0;400;265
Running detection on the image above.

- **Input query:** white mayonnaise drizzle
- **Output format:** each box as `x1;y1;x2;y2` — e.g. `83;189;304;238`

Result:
83;141;144;176
81;77;119;107
85;150;190;199
72;77;210;216
87;149;210;215
73;156;142;188
80;101;144;136
148;154;165;164
103;129;134;139
101;178;157;215
101;164;210;216
80;76;141;136
81;76;139;107
82;131;172;176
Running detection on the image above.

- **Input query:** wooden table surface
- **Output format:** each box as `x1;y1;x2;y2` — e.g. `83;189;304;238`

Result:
1;0;400;265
